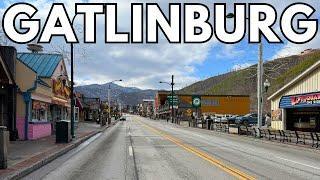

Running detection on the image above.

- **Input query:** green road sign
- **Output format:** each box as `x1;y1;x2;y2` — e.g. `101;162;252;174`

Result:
192;95;201;108
167;95;179;106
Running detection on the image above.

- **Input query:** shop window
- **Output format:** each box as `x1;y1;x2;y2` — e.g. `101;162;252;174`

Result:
32;101;48;122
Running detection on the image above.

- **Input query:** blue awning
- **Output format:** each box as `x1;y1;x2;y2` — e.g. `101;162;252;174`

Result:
279;92;320;109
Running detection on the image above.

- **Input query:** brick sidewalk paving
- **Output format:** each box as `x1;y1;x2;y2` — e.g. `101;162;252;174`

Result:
0;121;108;180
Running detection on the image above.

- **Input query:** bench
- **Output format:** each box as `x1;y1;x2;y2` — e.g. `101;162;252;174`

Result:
267;129;277;140
279;130;291;142
239;126;252;136
294;131;306;145
258;128;267;138
310;132;320;148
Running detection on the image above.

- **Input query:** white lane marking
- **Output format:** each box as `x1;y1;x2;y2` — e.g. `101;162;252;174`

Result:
129;146;133;156
275;156;320;170
160;123;320;171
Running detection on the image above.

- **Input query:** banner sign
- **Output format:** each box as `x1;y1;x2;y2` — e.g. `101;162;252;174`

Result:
280;92;320;108
290;93;320;106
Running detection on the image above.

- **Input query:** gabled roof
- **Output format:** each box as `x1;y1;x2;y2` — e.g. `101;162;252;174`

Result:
17;53;63;78
268;60;320;100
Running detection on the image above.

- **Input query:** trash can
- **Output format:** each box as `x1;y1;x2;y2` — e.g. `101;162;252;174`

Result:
0;126;8;169
56;120;71;143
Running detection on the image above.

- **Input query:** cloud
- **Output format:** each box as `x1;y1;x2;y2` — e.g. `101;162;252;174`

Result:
232;63;252;71
1;0;319;90
216;44;245;59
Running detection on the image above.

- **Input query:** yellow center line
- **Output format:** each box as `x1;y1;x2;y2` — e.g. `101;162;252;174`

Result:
136;119;256;180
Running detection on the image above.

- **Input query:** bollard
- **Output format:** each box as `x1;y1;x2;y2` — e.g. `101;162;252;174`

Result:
0;126;8;169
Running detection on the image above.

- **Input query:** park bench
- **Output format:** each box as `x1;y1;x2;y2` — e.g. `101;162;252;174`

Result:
294;131;306;145
239;126;252;136
258;128;267;138
278;130;292;142
310;132;320;148
267;129;277;140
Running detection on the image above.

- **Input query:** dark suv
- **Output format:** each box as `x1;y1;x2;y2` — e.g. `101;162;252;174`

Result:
235;113;265;126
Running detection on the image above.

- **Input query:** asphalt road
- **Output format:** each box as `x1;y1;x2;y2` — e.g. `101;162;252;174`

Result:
24;115;320;180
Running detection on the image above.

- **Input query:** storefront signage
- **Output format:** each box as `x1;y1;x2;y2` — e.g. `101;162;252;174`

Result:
53;79;71;99
290;93;320;106
280;92;320;109
192;95;201;108
33;101;48;110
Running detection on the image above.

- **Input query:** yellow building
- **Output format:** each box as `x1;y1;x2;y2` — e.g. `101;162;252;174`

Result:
268;60;320;132
16;53;70;140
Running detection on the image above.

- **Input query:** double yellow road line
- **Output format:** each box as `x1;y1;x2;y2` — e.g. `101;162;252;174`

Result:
137;120;256;180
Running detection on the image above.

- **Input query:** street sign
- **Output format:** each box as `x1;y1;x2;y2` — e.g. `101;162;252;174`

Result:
167;95;179;106
192;95;201;108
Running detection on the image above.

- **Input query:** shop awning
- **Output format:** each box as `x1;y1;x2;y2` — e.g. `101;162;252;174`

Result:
279;92;320;109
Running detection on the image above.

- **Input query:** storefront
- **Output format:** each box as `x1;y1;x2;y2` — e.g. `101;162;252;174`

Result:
16;51;71;140
279;93;320;131
0;46;17;140
269;60;320;132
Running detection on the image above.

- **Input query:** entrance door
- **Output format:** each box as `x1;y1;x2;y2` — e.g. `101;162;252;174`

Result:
286;107;320;132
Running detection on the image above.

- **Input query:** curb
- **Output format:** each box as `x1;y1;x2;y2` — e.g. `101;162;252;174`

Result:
4;122;118;180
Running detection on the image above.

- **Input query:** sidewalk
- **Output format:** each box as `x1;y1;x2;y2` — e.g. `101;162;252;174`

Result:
0;121;113;180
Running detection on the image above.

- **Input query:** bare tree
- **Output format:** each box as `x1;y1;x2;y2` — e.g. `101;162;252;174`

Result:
0;21;11;46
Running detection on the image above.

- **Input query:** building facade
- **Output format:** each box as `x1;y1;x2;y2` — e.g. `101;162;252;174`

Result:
268;60;320;132
0;46;17;141
155;91;250;119
16;53;71;140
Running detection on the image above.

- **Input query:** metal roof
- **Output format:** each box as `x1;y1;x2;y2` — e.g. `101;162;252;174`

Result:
17;53;63;78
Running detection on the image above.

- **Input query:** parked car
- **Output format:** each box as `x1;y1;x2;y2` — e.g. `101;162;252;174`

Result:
235;113;265;126
226;115;239;124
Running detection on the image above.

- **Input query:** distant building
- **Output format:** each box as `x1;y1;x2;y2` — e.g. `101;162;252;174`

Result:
155;91;250;119
141;99;155;117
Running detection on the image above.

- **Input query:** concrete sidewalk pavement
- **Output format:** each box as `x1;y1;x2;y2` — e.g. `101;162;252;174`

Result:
0;121;115;180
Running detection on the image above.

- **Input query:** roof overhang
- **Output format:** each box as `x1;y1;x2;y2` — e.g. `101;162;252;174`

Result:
0;55;14;84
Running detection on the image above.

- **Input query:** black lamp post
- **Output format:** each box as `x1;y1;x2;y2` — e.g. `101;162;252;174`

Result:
160;75;175;123
70;15;77;138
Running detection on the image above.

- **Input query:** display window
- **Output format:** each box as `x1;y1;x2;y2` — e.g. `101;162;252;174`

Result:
32;101;49;122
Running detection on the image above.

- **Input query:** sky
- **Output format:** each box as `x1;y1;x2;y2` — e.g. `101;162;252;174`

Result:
0;0;319;90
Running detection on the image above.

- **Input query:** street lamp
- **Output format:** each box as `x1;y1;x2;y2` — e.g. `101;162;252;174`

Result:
264;79;271;93
159;75;175;123
70;15;78;139
108;79;122;125
226;12;264;135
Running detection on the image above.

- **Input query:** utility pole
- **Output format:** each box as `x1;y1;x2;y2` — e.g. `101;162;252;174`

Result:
171;75;174;123
108;84;111;125
257;42;263;136
70;40;75;139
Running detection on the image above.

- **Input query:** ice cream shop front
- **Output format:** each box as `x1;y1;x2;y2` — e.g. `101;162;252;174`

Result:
279;93;320;132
